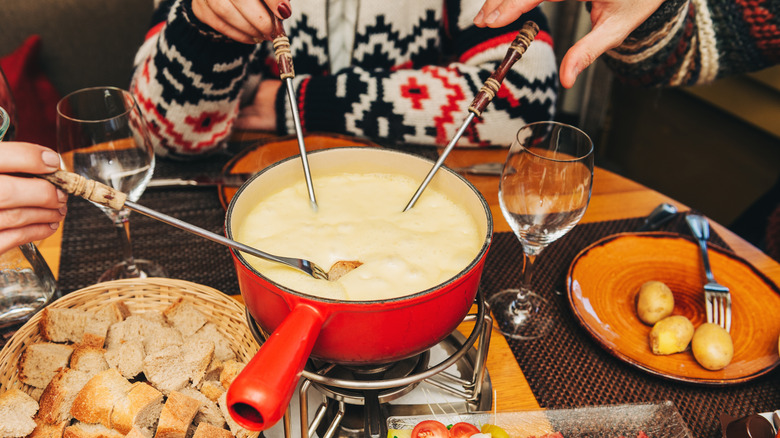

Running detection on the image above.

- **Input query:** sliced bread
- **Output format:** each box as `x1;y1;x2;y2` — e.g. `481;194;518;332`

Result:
17;342;75;389
110;382;164;434
178;387;225;429
183;340;215;388
69;345;109;377
104;340;145;380
39;308;89;344
0;388;39;438
153;391;201;438
28;418;68;438
162;299;208;338
142;345;190;396
187;324;235;363
37;367;91;424
197;381;224;403
63;422;124;438
70;368;132;428
191;422;233;438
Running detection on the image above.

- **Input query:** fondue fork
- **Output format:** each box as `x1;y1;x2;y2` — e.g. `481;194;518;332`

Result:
37;171;331;280
262;3;318;211
404;21;540;211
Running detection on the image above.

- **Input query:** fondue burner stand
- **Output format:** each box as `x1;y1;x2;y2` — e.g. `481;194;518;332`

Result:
246;294;493;438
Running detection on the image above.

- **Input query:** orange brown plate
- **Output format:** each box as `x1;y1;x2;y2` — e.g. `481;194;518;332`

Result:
219;132;380;209
567;232;780;385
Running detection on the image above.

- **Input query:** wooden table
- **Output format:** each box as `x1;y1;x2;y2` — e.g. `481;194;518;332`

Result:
34;144;780;416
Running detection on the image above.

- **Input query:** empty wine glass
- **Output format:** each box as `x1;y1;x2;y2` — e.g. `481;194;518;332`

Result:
488;121;594;340
56;87;167;282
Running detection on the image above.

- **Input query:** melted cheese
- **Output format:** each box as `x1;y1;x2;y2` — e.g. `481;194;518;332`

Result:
234;172;482;301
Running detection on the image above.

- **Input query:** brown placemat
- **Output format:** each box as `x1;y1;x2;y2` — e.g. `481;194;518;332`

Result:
482;215;780;438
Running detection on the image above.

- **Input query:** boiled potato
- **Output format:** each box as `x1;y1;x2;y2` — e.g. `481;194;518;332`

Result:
649;315;694;355
691;323;733;370
636;281;675;325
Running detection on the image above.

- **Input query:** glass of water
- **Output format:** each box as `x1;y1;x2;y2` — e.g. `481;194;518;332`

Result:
0;106;61;328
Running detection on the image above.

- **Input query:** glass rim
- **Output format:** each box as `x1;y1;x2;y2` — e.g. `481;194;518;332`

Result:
56;86;138;124
516;120;594;162
0;106;9;141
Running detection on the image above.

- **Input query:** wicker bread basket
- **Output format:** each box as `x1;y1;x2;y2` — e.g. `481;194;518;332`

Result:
0;278;260;395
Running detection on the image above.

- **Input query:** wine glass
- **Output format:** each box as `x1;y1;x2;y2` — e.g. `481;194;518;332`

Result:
56;87;167;282
488;121;594;340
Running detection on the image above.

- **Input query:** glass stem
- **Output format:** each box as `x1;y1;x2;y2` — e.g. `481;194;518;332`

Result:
113;210;140;277
520;253;537;294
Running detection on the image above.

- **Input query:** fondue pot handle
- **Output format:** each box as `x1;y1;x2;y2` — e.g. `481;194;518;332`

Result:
468;21;539;117
226;304;325;431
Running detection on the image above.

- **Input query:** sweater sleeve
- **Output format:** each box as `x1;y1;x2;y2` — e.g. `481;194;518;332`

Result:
130;0;263;159
604;0;780;87
277;2;558;147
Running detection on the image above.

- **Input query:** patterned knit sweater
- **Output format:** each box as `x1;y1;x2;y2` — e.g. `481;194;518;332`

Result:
604;0;780;86
131;0;558;158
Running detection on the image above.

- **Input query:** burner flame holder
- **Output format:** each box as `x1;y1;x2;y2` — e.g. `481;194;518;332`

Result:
247;292;492;438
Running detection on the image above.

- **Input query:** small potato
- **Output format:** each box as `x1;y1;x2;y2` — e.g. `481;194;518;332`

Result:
649;315;694;355
636;281;675;325
691;323;733;370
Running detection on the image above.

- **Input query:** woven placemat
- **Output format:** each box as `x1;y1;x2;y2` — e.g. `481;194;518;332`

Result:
482;215;780;438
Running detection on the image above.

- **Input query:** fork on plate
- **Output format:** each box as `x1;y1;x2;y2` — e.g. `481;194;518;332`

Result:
685;213;732;332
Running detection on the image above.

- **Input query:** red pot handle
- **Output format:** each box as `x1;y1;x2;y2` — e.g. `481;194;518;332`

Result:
226;304;325;431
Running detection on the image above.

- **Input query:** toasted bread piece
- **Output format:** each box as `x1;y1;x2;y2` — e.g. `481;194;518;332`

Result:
153;391;201;438
18;342;75;389
28;417;68;438
70;368;132;428
70;345;109;377
104;340;145;380
163;299;208;338
39;308;89;344
124;427;149;438
178;387;224;429
110;382;163;434
63;422;124;438
191;423;232;438
0;388;39;438
198;381;224;403
37;368;91;424
218;360;245;390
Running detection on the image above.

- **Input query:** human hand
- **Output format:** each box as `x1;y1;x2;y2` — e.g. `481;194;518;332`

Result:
0;142;67;255
474;0;666;88
235;79;282;132
191;0;292;44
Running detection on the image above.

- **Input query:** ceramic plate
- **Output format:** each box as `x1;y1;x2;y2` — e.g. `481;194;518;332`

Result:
567;232;780;385
387;401;692;437
219;132;380;208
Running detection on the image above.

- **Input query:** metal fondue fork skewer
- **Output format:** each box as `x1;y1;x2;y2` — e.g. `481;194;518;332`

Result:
403;21;540;212
37;171;330;280
264;3;318;211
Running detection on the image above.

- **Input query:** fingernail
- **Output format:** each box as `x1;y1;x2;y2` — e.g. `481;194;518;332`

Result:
474;10;484;24
485;9;500;24
59;206;68;216
49;222;60;230
277;2;291;19
42;150;60;169
56;189;67;203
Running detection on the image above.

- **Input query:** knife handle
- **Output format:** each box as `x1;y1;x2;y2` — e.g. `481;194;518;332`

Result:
37;170;127;211
469;21;539;117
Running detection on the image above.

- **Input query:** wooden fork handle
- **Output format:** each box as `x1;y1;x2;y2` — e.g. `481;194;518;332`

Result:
469;21;539;117
37;170;127;211
260;0;295;79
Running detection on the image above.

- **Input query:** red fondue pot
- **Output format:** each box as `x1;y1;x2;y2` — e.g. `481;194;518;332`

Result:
225;147;493;431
